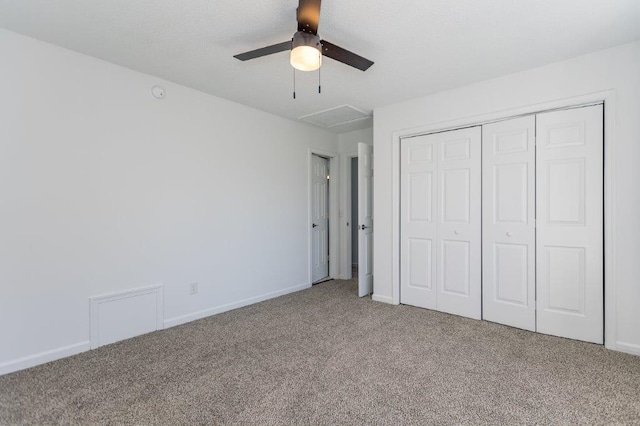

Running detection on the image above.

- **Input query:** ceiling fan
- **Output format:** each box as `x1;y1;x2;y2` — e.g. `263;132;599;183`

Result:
233;0;374;72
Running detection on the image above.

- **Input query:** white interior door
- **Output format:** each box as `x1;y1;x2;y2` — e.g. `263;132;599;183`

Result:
358;143;373;297
482;116;536;331
435;127;482;319
400;134;437;309
311;154;329;283
536;105;604;344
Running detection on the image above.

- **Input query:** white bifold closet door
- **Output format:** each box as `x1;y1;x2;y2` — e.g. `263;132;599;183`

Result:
482;105;604;344
401;127;481;319
482;116;536;331
400;133;437;310
536;105;603;344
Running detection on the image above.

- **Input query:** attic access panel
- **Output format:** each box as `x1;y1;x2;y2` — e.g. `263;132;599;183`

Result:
299;105;371;128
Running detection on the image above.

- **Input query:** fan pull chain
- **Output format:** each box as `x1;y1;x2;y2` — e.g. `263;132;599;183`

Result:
293;68;296;99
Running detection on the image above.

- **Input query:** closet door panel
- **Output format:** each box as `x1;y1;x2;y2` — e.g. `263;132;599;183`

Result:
400;135;438;309
536;105;603;344
482;116;536;331
436;127;482;319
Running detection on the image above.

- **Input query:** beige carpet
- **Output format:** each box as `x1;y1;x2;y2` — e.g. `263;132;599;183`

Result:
1;278;639;425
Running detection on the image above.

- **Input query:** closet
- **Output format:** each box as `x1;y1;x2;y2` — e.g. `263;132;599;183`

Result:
400;104;604;344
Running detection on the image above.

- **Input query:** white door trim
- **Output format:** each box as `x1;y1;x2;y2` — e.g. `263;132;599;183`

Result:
387;90;617;351
308;147;340;284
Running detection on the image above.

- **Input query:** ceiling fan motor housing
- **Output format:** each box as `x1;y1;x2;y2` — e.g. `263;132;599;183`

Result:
292;31;321;52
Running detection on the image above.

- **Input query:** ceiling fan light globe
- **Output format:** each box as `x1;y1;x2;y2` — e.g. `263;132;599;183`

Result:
290;45;322;71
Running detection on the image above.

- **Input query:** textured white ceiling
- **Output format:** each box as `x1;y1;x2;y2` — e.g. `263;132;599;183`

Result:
1;0;640;133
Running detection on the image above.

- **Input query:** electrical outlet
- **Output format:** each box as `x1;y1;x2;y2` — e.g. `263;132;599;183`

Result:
189;282;198;295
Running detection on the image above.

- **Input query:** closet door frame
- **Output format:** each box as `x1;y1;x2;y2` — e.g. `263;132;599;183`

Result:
389;90;618;351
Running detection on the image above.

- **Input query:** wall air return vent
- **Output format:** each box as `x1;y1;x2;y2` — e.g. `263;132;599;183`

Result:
298;105;371;128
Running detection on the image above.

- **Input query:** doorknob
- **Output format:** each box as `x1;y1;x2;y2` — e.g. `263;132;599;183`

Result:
454;229;460;235
312;223;318;228
360;224;370;230
506;231;513;237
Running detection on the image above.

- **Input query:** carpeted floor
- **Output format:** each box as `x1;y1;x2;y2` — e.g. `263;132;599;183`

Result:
1;278;639;425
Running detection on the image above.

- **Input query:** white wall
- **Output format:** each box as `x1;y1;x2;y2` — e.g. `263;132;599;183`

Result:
0;29;339;373
337;128;373;279
338;127;373;154
373;41;640;354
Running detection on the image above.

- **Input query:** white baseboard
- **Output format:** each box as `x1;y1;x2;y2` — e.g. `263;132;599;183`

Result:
372;293;395;304
0;340;90;376
0;283;312;376
615;341;640;356
164;283;311;329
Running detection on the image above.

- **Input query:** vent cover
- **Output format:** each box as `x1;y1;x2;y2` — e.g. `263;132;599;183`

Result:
299;105;371;128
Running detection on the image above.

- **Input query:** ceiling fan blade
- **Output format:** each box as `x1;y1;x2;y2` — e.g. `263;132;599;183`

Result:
320;40;374;71
234;41;292;61
297;0;321;35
